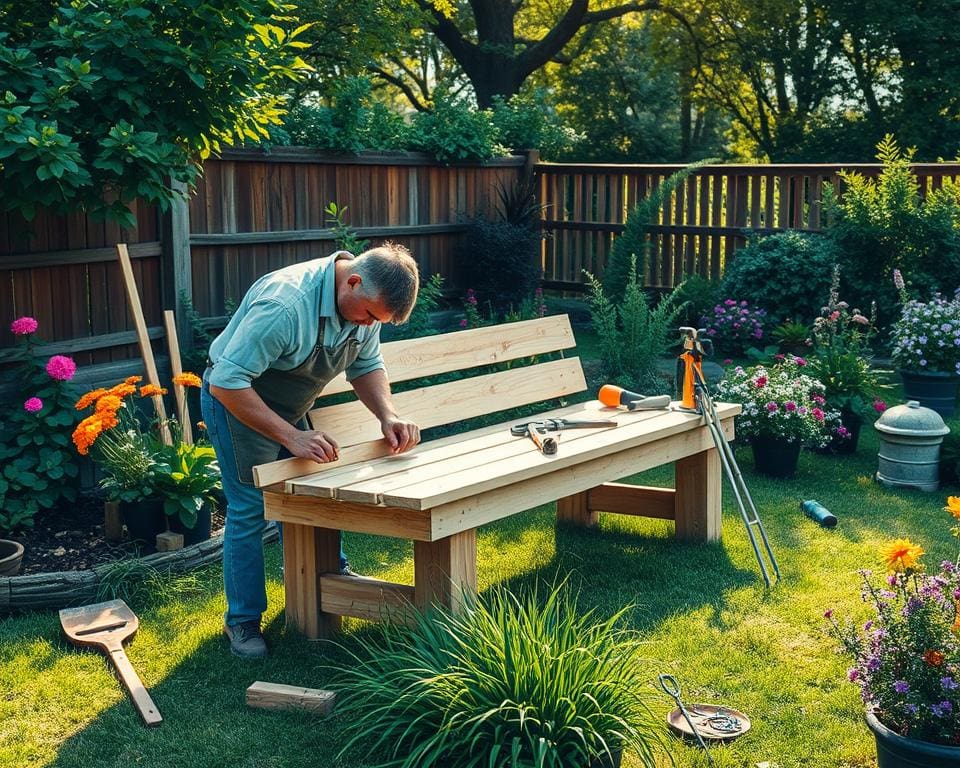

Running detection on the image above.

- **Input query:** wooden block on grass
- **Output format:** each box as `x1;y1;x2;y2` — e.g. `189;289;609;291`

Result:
103;501;123;541
155;531;184;551
246;682;336;715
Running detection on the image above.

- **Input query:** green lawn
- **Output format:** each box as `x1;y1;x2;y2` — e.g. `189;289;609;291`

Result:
3;334;955;768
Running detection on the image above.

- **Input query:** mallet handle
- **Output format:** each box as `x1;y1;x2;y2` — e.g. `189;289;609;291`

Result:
106;642;163;727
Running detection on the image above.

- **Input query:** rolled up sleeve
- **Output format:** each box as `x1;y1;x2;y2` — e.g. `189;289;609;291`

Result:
345;324;385;382
208;300;295;389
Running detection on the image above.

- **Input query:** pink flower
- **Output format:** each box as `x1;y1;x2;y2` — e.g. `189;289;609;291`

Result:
852;314;869;325
45;355;76;381
893;269;905;291
793;357;807;366
459;318;468;328
754;376;768;388
23;397;43;413
722;358;733;366
10;316;38;335
785;401;797;412
837;426;850;438
766;401;778;412
811;394;825;405
873;399;887;413
812;407;825;422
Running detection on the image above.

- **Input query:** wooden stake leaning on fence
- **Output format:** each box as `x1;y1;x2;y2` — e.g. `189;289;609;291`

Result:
115;243;172;446
163;310;193;446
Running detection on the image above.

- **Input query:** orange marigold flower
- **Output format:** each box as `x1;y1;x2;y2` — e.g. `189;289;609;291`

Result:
72;414;105;455
95;394;123;416
108;383;137;399
197;421;207;431
880;538;924;572
953;609;960;634
75;388;107;411
124;375;143;385
923;649;945;666
946;496;960;521
139;384;168;397
172;372;202;388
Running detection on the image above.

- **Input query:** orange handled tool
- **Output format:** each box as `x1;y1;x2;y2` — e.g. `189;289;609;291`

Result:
599;385;671;411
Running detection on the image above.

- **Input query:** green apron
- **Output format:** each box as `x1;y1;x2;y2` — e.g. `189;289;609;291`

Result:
221;318;361;485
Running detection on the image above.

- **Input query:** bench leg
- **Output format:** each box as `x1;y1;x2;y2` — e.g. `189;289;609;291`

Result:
675;447;722;542
282;523;342;639
556;491;598;527
414;529;477;613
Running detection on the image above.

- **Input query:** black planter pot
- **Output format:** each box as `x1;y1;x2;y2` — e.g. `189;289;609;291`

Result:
119;497;166;554
751;435;801;478
168;502;213;546
900;370;960;418
866;710;960;767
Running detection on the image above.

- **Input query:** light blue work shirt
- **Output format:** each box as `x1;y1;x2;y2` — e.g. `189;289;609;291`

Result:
207;252;385;389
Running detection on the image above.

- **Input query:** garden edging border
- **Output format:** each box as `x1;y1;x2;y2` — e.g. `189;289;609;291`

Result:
0;527;279;612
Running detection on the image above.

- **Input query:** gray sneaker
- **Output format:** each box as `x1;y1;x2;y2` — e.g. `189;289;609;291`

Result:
224;620;267;659
340;565;362;577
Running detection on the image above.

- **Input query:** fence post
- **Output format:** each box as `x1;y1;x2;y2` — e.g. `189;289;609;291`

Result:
162;179;193;351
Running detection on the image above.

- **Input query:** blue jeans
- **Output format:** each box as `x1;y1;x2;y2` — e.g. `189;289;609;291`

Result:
201;382;346;627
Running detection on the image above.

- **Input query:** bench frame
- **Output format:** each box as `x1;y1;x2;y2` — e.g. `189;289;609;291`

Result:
255;316;736;639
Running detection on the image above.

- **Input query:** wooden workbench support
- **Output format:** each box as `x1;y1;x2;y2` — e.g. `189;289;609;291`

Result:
319;574;416;624
413;529;477;613
246;681;336;715
283;523;342;638
674;447;722;542
587;483;676;520
556;491;596;527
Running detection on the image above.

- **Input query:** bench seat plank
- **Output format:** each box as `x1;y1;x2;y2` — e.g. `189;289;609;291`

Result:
375;403;738;511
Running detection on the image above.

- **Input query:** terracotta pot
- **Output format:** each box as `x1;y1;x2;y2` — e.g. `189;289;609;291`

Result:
866;709;960;767
0;539;25;576
751;435;801;478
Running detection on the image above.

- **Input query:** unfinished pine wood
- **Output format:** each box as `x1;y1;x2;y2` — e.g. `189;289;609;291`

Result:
282;523;341;639
428;418;735;540
381;405;737;511
253;440;398;488
587;483;676;520
285;401;601;496
245;682;336;715
414;530;476;613
318;574;415;623
163;310;193;445
263;491;432;540
305;357;587;446
155;531;184;552
319;315;577;396
556;491;596;527
675;446;722;542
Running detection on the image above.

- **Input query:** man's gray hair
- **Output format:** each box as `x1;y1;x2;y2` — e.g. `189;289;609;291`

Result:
352;243;420;324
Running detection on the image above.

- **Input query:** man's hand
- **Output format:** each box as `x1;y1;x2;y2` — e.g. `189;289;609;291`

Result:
283;430;341;463
381;417;420;454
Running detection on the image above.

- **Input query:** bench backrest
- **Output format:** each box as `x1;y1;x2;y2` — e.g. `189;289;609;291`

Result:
253;315;586;487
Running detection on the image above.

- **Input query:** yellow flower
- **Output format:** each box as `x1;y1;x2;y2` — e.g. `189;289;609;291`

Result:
139;384;168;397
945;496;960;521
75;388;107;411
880;538;924;572
172;372;202;388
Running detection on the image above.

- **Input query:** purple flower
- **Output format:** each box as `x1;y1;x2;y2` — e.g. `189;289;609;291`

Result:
894;680;910;694
847;668;859;682
823;608;834;619
942;677;959;691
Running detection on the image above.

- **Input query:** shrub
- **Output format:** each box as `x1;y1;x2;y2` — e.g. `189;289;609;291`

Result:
0;317;81;532
490;91;583;159
673;275;723;329
409;88;506;164
720;231;837;326
0;0;310;226
700;299;766;355
585;256;684;394
824;134;960;330
331;582;662;767
389;273;445;340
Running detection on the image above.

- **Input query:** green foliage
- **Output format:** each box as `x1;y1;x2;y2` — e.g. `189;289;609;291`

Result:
771;320;812;348
409;88;506;164
490;91;583;160
585;257;684;393
605;160;712;304
940;419;960;485
721;231;838;325
330;581;661;767
274;77;409;153
323;202;366;254
823;135;960;329
0;323;80;533
389;272;445;340
0;0;311;226
149;440;221;529
673;275;723;329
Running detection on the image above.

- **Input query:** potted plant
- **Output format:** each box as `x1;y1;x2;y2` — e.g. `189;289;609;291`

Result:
890;269;960;417
714;355;841;477
825;497;960;766
72;373;214;552
330;582;663;767
770;319;812;357
806;267;888;453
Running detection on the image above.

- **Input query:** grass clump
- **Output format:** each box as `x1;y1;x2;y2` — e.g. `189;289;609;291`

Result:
331;581;662;768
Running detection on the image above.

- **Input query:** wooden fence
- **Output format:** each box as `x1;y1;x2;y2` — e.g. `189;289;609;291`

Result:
538;162;960;291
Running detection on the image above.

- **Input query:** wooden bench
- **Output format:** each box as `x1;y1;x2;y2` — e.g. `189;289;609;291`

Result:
253;315;738;639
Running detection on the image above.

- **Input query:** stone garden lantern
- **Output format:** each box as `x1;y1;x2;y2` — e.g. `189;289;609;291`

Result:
874;401;950;492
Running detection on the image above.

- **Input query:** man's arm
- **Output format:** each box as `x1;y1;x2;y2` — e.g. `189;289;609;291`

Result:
209;384;341;463
349;369;420;454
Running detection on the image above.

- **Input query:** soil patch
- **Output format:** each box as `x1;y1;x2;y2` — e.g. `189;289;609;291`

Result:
9;496;225;575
